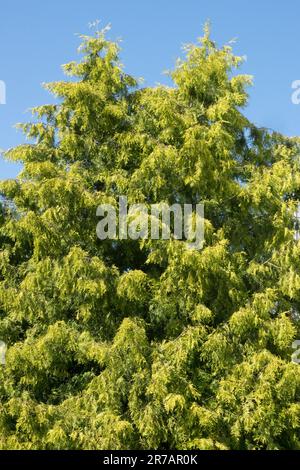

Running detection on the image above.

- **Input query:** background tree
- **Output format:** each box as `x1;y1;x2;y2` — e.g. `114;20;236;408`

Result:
0;25;300;450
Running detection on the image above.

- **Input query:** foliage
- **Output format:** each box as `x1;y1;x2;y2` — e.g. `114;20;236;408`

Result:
0;26;300;450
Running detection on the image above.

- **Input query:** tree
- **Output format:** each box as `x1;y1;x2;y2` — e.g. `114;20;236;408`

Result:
0;25;300;450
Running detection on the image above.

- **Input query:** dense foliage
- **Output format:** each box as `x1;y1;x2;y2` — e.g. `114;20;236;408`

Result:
1;26;300;450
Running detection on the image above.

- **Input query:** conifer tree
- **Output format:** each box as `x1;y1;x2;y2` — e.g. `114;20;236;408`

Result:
1;26;300;450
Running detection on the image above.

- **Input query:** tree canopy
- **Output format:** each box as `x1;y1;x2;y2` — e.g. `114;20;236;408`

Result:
0;26;300;450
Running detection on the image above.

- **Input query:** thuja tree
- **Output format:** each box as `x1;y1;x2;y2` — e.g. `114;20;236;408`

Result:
1;26;300;450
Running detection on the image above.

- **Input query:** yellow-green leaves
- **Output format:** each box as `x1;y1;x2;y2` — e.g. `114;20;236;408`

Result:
0;26;300;450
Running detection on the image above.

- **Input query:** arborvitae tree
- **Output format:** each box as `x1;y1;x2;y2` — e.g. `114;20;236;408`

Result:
1;26;300;450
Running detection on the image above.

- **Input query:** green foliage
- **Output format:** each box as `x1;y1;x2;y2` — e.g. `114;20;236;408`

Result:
1;26;300;450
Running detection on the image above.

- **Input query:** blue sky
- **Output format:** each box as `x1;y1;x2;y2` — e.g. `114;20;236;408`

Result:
1;0;300;179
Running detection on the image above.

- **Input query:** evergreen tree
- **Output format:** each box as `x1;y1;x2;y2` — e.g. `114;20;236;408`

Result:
1;26;300;450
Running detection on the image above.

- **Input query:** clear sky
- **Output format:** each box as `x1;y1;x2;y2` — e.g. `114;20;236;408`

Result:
1;0;300;179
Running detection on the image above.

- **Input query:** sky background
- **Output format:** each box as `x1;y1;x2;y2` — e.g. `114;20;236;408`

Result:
1;0;300;179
